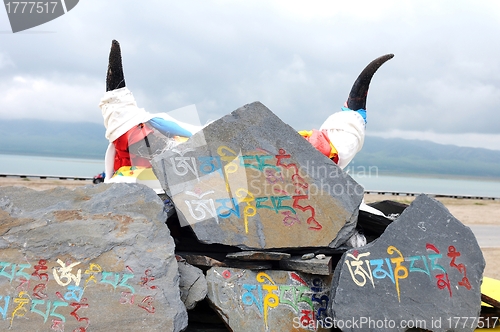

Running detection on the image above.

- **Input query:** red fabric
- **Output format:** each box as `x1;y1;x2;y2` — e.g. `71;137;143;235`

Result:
301;129;339;164
113;123;154;171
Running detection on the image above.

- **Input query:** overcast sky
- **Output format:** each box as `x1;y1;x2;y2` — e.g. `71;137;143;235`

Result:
1;0;500;150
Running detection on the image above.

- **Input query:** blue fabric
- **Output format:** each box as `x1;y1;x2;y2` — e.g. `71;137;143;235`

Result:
148;117;193;137
341;107;367;123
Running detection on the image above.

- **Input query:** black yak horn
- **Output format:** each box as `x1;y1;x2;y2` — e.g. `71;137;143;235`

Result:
106;40;126;92
346;54;394;111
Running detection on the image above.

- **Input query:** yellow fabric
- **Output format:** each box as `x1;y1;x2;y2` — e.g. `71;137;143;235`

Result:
327;142;338;159
298;130;312;137
112;166;158;180
108;165;164;194
481;276;500;307
174;136;189;143
475;276;500;330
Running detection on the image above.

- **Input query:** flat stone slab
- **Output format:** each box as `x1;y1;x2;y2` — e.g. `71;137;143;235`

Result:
0;184;187;332
151;102;363;250
226;251;291;261
222;261;273;270
279;256;333;276
206;267;333;332
329;194;485;332
177;253;227;268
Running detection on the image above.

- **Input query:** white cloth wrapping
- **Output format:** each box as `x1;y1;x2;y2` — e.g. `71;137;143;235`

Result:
99;87;203;143
100;87;155;143
320;110;366;169
99;87;203;188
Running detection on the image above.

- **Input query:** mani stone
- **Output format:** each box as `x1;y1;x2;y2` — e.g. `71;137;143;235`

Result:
151;101;363;250
206;267;333;332
0;184;188;332
329;194;485;332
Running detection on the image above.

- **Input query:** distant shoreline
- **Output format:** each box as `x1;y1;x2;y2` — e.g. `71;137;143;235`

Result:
2;151;500;182
0;151;104;161
354;171;500;182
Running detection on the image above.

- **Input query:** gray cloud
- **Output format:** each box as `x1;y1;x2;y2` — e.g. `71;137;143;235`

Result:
1;0;499;149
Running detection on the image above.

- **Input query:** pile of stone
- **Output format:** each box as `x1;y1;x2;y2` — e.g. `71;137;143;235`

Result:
0;102;486;331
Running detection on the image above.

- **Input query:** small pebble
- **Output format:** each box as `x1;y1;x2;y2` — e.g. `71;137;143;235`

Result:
301;253;315;260
316;254;326;260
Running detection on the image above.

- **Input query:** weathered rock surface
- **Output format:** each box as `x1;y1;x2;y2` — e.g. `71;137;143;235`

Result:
279;255;333;276
206;267;333;332
151;102;363;250
329;194;485;332
177;253;227;268
0;184;187;332
177;259;208;310
222;261;273;270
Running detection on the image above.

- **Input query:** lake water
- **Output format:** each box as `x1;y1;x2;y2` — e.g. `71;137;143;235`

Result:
0;154;104;178
351;174;500;198
1;154;499;198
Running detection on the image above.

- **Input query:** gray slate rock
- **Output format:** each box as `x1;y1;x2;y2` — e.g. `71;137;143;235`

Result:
206;267;333;332
0;184;187;332
329;194;485;332
151;101;363;250
279;255;333;276
223;260;273;270
178;260;208;310
177;253;227;268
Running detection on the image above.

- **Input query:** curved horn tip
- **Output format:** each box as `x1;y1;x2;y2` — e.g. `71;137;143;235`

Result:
366;54;395;70
346;53;394;111
106;39;126;92
376;53;394;64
